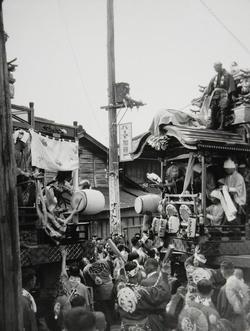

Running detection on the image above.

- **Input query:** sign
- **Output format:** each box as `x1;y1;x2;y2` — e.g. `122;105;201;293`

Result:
119;122;132;162
109;174;121;235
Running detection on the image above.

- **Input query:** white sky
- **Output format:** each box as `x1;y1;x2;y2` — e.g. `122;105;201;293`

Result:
4;0;250;146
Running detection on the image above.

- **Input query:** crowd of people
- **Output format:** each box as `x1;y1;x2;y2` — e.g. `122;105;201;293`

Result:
21;230;250;331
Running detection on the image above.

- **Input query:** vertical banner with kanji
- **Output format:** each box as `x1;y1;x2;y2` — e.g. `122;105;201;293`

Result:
119;122;132;162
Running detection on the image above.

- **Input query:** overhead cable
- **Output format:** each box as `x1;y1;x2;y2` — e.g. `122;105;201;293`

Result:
199;0;250;56
56;0;107;135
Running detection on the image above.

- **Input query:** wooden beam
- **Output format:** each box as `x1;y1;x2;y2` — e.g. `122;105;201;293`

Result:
0;3;22;330
201;155;207;225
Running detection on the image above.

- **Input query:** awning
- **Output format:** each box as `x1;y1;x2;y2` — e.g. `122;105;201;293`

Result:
131;125;250;159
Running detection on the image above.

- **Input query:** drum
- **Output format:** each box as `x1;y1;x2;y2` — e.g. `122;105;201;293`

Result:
134;194;161;214
165;203;178;217
71;189;105;215
168;216;180;234
179;204;192;222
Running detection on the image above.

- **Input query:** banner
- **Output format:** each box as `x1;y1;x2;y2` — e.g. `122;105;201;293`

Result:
30;130;79;171
119;122;132;162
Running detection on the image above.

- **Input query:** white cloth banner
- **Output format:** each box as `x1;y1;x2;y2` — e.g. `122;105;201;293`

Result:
30;130;79;171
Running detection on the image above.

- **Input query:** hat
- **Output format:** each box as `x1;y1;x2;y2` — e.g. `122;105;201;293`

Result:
210;190;221;200
223;159;236;169
193;164;202;174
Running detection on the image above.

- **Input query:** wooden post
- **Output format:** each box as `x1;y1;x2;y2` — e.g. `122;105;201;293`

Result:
107;0;121;235
201;155;207;223
0;2;23;330
29;101;35;127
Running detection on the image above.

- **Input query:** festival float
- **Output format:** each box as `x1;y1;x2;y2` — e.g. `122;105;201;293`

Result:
12;104;105;267
132;63;250;269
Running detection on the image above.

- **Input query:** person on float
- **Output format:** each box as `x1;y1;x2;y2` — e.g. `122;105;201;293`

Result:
238;162;250;215
164;164;185;194
219;158;246;223
205;189;224;227
192;163;216;199
206;62;236;130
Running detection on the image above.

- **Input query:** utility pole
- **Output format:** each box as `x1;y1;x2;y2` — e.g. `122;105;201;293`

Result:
107;0;121;236
0;2;22;330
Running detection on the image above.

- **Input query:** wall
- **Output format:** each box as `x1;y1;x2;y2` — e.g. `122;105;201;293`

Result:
79;145;108;188
88;208;143;245
123;158;161;185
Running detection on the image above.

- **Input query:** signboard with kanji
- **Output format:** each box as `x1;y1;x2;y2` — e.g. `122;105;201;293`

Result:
119;122;132;162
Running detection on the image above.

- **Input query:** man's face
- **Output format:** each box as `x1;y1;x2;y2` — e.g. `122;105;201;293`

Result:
214;63;222;73
171;168;179;179
137;240;142;248
238;167;246;176
30;275;36;289
224;168;235;175
145;263;155;275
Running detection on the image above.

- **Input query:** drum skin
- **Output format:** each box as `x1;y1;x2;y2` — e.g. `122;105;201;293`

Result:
134;194;161;214
71;189;105;215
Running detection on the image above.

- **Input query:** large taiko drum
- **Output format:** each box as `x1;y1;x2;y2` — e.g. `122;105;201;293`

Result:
134;194;161;214
71;189;105;215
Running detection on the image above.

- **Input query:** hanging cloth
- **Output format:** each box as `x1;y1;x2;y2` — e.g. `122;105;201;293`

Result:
30;129;79;171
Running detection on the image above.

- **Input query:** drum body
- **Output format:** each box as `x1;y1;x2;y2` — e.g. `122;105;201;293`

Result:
134;194;161;214
71;189;105;215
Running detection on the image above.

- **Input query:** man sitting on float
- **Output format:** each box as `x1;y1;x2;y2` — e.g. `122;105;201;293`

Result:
204;190;224;227
219;159;246;224
164;164;185;194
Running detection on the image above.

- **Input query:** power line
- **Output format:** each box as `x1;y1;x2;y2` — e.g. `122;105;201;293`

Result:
56;0;107;135
199;0;250;56
118;108;129;125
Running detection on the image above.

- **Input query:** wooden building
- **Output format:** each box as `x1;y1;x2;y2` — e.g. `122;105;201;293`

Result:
13;103;161;254
77;129;158;244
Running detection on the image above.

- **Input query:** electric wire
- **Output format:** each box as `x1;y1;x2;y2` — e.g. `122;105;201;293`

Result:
199;0;250;56
56;0;107;139
118;108;129;125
